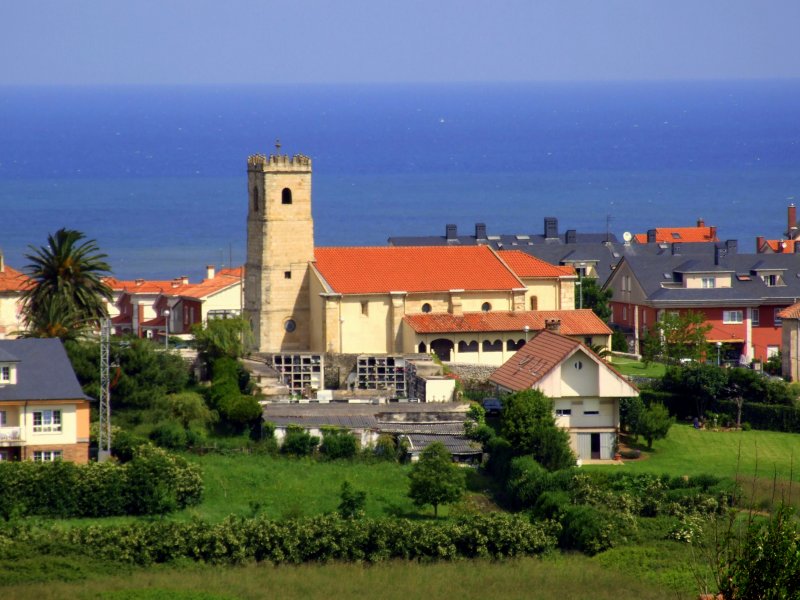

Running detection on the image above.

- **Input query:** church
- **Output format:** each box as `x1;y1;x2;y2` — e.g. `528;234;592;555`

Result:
243;148;611;365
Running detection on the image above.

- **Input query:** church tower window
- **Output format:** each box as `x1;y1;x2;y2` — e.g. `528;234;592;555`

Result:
253;187;260;212
282;188;293;205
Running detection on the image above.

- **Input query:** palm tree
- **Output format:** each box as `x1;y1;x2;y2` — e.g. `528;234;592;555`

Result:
21;228;113;338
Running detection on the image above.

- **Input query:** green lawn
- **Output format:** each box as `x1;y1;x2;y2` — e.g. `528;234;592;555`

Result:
609;356;666;378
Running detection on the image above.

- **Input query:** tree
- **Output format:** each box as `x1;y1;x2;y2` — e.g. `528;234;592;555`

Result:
662;363;727;419
637;403;674;449
21;228;113;338
192;317;252;363
611;329;629;353
338;481;367;519
577;278;612;322
619;395;645;439
654;311;712;364
407;442;465;517
640;327;662;366
500;389;575;471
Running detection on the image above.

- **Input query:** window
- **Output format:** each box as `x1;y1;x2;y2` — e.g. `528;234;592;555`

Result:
583;410;600;415
33;450;62;462
774;308;783;326
530;296;538;310
458;341;479;353
0;366;9;382
701;277;716;289
622;306;627;320
281;187;293;205
252;187;259;212
750;308;760;326
361;301;369;316
32;410;61;433
0;411;6;426
768;345;780;358
765;274;779;287
284;271;292;279
643;311;647;325
555;409;572;416
482;340;503;352
284;319;297;333
418;342;427;353
723;310;743;324
584;337;592;345
573;361;583;370
481;302;492;312
421;303;432;314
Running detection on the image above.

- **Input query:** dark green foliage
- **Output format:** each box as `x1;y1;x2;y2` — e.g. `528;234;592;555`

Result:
654;310;712;363
485;436;514;480
149;421;189;450
337;481;367;519
611;329;628;352
637;403;675;449
559;504;619;555
112;429;150;462
373;434;399;461
640;327;662;366
506;456;550;509
408;442;466;517
663;363;726;418
619;395;645;437
320;428;358;460
206;357;261;434
192;317;252;363
281;426;320;457
468;423;496;445
501;389;575;471
764;350;782;375
577;278;612;322
533;490;571;520
0;446;202;519
21;228;113;339
29;513;556;566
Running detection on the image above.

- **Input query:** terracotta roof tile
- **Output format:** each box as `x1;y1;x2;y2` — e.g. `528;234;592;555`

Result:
0;265;31;293
403;309;612;336
489;330;581;390
633;226;718;244
778;303;800;320
313;246;523;294
762;239;798;254
179;266;242;300
105;277;186;295
498;250;576;278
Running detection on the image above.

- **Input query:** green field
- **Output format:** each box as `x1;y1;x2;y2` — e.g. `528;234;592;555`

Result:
609;356;667;378
2;555;692;600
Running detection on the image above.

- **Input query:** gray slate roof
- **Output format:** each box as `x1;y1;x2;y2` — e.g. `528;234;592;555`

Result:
403;434;482;456
618;251;800;305
0;338;88;402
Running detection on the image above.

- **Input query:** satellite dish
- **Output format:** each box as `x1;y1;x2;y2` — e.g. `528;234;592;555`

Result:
623;231;633;242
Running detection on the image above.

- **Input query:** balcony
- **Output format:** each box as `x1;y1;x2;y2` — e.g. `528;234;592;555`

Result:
0;427;23;444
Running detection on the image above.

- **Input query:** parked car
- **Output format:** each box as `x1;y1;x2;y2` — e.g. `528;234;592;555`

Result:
482;397;503;415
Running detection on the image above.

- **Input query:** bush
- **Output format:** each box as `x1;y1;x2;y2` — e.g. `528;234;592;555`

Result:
149;421;189;450
281;426;319;457
533;490;571;520
320;428;359;460
559;504;621;555
506;456;549;509
374;434;398;461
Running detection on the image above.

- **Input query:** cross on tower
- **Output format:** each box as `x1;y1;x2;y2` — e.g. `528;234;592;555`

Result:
275;139;282;154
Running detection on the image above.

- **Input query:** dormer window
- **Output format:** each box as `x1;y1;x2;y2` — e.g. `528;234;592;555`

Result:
701;277;716;289
0;366;9;382
765;274;779;286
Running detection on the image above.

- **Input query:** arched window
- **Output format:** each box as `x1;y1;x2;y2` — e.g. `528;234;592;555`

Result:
282;187;293;205
418;342;427;353
458;341;478;353
481;302;492;312
421;303;432;313
482;339;503;352
252;187;260;212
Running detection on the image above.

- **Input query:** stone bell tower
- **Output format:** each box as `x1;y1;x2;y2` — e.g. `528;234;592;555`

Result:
244;144;314;352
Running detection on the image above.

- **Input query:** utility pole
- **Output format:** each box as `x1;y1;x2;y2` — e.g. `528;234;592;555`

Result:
98;318;112;462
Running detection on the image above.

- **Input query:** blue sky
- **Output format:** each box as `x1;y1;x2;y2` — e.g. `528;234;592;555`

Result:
1;0;799;85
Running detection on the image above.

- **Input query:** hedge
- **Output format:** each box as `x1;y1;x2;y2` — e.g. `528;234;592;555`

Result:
1;513;559;566
713;400;800;433
0;446;203;519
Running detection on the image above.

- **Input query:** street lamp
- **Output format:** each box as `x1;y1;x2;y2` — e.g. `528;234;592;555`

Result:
578;262;586;309
164;309;170;350
523;325;530;344
716;341;722;367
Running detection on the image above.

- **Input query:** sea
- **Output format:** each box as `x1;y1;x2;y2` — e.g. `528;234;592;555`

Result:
1;81;799;281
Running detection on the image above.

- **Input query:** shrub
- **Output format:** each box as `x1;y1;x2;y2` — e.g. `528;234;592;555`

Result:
533;490;571;520
149;421;189;450
338;481;367;519
559;504;621;555
320;428;359;460
281;426;319;457
374;433;398;461
506;456;549;509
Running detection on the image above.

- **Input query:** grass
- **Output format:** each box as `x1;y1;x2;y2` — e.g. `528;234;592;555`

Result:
1;555;693;600
609;356;667;378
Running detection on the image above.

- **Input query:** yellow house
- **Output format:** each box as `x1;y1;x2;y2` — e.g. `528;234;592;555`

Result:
0;338;91;463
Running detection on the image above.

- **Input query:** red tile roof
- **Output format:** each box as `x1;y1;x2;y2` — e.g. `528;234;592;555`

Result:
313;246;524;294
179;267;242;300
0;264;31;293
778;303;800;320
498;250;576;278
403;309;612;336
760;239;799;254
105;277;187;295
633;226;718;244
489;330;582;390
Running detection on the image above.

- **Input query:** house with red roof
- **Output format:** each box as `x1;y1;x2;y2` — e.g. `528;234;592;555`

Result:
755;204;800;254
107;275;191;337
489;329;638;461
632;219;718;244
0;253;30;339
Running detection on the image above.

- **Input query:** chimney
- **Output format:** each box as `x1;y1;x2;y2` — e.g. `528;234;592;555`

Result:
756;236;765;253
206;265;215;280
135;278;144;286
789;204;797;233
697;218;705;227
544;217;558;239
725;239;737;255
0;251;4;273
475;223;487;240
647;229;657;243
565;229;577;244
544;318;561;333
709;226;717;240
714;245;726;265
671;242;682;255
172;278;181;288
181;275;189;285
446;224;458;241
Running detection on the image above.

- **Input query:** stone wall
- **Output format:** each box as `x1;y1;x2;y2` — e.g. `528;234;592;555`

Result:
447;362;497;382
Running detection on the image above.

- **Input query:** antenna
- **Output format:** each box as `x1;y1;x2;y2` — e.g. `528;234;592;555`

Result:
98;318;112;462
606;214;614;243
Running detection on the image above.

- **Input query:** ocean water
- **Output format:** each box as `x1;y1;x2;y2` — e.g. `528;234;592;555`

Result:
1;81;799;280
